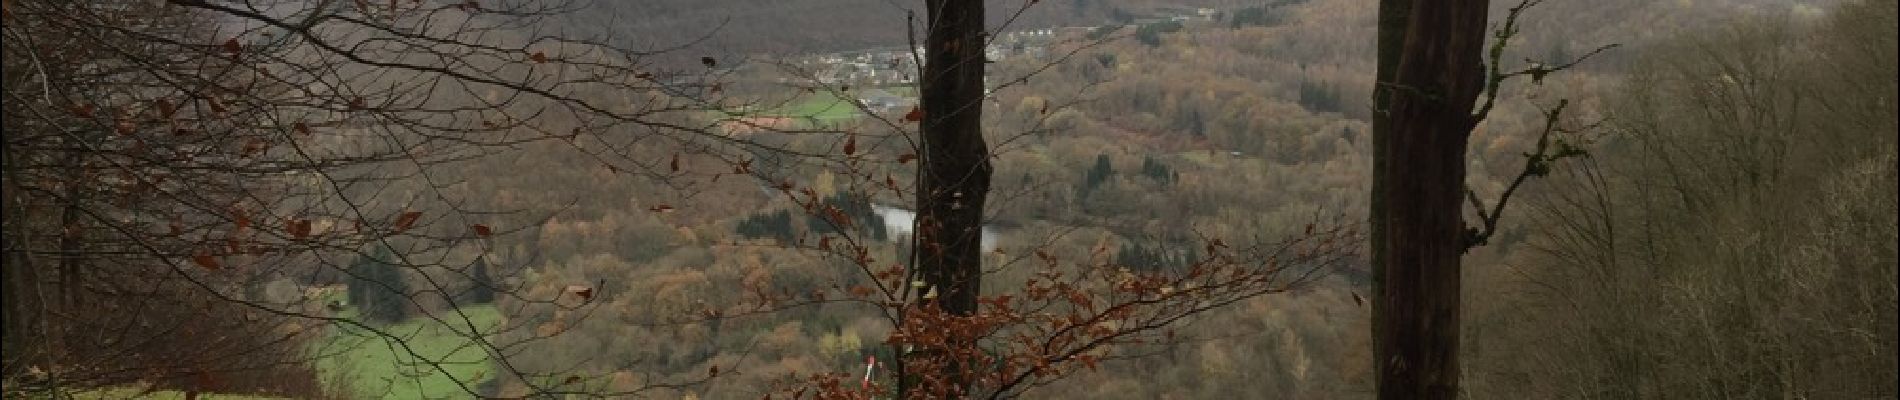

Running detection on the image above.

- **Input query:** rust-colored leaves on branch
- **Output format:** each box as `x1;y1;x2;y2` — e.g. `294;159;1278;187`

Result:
391;211;421;233
823;206;853;229
206;97;228;115
240;138;267;158
234;211;252;232
566;285;594;302
156;98;176;119
191;250;220;270
762;222;1364;399
288;219;312;239
221;38;241;57
114;119;137;135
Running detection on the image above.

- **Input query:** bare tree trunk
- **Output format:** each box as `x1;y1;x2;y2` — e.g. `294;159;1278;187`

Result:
0;237;45;376
1372;1;1489;399
1368;0;1411;393
2;159;49;375
57;150;83;310
914;0;991;394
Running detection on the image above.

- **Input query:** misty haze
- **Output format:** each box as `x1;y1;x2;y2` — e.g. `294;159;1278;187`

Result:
2;0;1893;399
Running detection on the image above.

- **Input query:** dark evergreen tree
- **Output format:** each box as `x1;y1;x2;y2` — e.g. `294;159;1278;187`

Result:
1083;153;1115;193
806;192;888;241
1299;78;1342;113
1115;242;1194;272
464;256;497;305
1229;6;1285;28
1134;21;1183;47
346;245;410;323
736;209;796;242
1188;108;1207;137
1140;156;1176;185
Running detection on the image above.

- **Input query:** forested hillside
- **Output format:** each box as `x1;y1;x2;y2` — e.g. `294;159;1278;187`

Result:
3;0;1890;399
562;0;1259;64
450;0;1893;397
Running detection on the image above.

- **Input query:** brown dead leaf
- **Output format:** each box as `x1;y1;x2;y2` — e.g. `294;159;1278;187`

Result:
288;219;312;239
191;251;220;270
392;211;421;232
566;285;594;302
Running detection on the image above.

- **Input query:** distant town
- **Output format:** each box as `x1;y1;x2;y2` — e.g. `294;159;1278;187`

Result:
745;7;1228;112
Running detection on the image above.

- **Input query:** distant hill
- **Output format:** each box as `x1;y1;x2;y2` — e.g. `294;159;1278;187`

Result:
557;0;1259;67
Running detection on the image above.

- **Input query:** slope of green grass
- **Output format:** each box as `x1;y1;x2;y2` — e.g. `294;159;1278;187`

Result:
67;388;289;400
768;90;863;122
314;304;503;400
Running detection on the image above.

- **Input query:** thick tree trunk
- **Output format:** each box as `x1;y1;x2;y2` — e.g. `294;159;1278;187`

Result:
1368;0;1410;394
1372;1;1489;399
913;0;991;395
916;0;989;323
2;160;49;374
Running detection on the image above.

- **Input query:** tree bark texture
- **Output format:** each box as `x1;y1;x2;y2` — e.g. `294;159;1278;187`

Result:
1373;1;1490;399
916;0;990;319
1369;0;1411;395
912;0;992;394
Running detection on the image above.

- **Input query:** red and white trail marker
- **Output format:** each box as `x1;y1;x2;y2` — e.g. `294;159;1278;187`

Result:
862;355;878;389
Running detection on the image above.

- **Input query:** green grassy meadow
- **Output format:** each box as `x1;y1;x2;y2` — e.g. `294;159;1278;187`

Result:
768;90;863;122
67;388;288;400
75;303;505;399
313;301;504;400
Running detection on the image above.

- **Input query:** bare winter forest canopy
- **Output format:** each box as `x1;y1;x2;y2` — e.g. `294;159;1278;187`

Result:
2;0;1893;399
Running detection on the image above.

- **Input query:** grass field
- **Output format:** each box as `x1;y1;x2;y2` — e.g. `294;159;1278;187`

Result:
61;299;504;400
767;90;863;122
314;303;504;400
68;388;288;400
710;86;924;131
